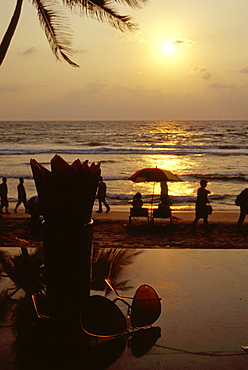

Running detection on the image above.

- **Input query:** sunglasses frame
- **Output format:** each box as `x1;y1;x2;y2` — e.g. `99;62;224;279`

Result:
31;279;161;339
80;279;161;338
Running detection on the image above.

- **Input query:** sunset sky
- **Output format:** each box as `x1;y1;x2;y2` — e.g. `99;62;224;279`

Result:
1;0;248;120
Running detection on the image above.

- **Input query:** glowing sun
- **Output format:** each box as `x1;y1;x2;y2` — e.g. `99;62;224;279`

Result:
162;42;175;54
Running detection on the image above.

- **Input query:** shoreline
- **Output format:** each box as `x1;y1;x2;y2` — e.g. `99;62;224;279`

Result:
2;205;242;225
1;205;241;224
93;208;241;224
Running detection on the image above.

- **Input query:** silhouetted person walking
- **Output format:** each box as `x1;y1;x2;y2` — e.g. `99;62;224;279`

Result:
192;179;211;232
14;178;27;213
0;177;9;214
235;188;248;229
96;177;110;213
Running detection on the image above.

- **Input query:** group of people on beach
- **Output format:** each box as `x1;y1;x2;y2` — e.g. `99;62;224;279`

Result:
192;179;248;232
0;177;27;215
131;179;248;232
1;176;248;231
0;176;111;216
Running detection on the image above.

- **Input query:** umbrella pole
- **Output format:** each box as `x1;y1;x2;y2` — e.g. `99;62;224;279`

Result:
150;182;155;212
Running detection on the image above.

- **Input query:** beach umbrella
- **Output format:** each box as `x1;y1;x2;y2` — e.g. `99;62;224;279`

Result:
129;168;182;183
129;168;182;207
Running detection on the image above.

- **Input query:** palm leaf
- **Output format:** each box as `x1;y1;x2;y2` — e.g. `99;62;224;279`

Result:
63;0;145;9
0;251;16;284
62;0;139;32
91;248;142;293
0;292;15;326
32;0;79;67
12;250;45;295
0;249;45;296
115;0;147;8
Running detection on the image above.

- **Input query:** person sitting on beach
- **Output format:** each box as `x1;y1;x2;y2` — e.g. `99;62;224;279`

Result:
132;192;144;209
153;202;171;218
26;195;42;234
0;177;9;214
131;192;148;217
26;195;40;218
14;178;27;213
235;188;248;229
192;179;211;233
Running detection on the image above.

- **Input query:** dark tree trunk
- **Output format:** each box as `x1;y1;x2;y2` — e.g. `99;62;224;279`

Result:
0;0;23;65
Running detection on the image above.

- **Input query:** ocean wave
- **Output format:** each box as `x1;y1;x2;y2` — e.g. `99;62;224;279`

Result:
1;146;248;157
87;141;108;147
184;174;248;182
4;172;247;184
151;143;248;150
106;193;228;204
2;174;34;180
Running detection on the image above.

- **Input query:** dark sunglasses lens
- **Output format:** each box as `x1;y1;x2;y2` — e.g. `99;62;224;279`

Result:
131;285;161;328
130;326;161;358
80;295;126;337
89;337;126;368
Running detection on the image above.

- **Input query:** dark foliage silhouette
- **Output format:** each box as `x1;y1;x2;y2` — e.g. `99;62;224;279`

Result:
0;0;146;66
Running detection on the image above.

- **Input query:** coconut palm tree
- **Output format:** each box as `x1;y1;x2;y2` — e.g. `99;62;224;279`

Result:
0;0;145;67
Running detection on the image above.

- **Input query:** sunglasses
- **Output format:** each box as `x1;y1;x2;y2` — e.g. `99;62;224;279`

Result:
88;326;161;368
80;279;161;337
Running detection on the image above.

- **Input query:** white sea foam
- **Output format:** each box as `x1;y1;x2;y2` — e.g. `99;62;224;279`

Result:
0;120;247;211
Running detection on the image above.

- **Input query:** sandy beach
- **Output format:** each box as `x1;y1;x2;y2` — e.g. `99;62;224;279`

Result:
1;206;248;249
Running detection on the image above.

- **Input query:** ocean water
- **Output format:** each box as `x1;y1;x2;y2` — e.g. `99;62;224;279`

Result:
0;120;247;212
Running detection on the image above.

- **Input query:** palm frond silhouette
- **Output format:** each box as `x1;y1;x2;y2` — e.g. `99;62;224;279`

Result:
0;0;146;66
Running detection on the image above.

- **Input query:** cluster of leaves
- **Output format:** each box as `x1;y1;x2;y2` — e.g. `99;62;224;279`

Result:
0;0;146;66
0;248;45;327
91;248;142;292
0;245;140;328
0;244;141;367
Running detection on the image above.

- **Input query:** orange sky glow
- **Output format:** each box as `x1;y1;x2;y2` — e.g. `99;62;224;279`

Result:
1;0;248;120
